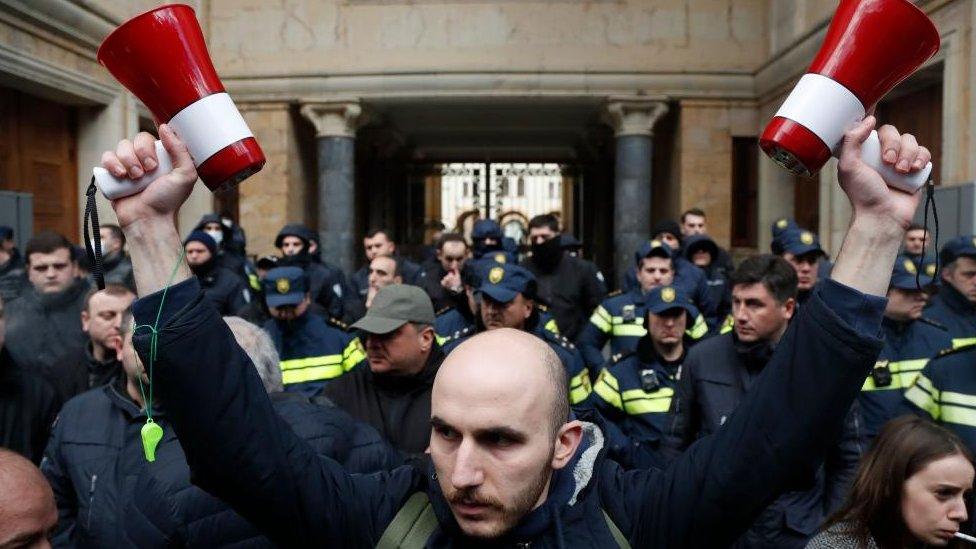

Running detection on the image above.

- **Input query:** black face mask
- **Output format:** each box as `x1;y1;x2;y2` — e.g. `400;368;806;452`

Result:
189;256;216;277
472;238;501;258
531;236;563;270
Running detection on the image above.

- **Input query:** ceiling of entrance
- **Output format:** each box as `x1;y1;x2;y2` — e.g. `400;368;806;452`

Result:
364;98;609;162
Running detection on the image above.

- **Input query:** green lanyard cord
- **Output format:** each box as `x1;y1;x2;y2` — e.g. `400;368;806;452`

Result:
132;247;187;461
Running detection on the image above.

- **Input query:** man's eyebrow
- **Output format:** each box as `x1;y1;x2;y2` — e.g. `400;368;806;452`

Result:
472;426;528;443
430;416;452;430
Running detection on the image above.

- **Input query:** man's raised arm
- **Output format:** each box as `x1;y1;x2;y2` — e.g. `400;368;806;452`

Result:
102;126;418;546
607;116;930;547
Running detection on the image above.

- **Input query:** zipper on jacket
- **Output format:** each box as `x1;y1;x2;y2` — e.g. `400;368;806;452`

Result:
87;474;97;529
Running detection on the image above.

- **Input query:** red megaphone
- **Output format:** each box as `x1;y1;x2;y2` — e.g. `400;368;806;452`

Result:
760;0;940;193
92;4;265;199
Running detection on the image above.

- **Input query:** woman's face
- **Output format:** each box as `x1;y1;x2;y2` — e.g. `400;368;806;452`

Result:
902;453;974;545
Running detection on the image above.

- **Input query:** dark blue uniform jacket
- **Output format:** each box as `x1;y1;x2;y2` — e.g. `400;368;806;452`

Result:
904;343;976;454
263;314;365;397
925;283;976;349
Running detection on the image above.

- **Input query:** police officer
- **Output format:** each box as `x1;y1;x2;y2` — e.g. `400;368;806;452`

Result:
579;239;706;369
859;256;951;438
903;343;976;453
193;213;247;280
183;231;249;316
275;224;351;321
925;235;976;348
442;262;592;404
776;227;826;307
522;214;607;340
261;267;365;397
470;218;518;264
591;285;699;470
902;223;937;278
683;233;731;322
771;217;833;280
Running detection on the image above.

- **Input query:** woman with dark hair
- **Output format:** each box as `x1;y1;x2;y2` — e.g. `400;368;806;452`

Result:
808;415;975;548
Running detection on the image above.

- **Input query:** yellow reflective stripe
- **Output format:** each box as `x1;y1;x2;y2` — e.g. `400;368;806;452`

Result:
436;334;447;345
593;369;622;410
941;405;976;427
940;390;976;408
904;374;940;419
280;355;345;385
860;359;929;391
686;314;707;340
611;324;647;337
620;387;674;415
544;318;560;335
589;306;612;333
953;338;976;349
720;315;733;335
247;273;261;291
341;338;366;371
568;368;592;404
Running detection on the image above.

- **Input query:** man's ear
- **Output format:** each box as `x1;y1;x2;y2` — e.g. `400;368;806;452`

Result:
419;325;435;351
394;275;403;284
783;297;797;319
551;420;584;470
114;336;125;363
81;310;91;333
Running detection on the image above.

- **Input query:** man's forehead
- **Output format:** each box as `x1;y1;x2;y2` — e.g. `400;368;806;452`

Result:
29;248;71;263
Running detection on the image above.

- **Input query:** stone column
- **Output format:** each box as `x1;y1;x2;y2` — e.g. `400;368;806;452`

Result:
604;98;669;286
300;101;364;275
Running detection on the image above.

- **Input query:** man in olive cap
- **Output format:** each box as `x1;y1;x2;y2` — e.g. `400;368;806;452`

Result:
321;285;443;456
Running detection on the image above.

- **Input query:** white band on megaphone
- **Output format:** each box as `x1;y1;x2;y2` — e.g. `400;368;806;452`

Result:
774;73;865;154
168;92;254;166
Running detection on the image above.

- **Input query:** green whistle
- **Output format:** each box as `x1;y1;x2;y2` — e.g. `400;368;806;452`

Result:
141;420;163;462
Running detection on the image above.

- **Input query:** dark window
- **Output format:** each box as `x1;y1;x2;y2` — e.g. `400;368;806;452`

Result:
731;137;759;248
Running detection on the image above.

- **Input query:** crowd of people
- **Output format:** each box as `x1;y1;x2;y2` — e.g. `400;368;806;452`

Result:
1;119;976;548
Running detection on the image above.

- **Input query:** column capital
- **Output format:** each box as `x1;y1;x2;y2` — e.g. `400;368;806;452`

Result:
604;97;670;137
300;100;364;138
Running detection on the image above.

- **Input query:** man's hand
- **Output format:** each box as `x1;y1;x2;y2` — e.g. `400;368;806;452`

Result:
837;116;929;230
441;269;462;294
101;124;198;229
832;116;931;296
101;124;195;296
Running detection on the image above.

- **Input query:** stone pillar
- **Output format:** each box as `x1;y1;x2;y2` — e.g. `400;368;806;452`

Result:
300;101;363;275
605;98;669;286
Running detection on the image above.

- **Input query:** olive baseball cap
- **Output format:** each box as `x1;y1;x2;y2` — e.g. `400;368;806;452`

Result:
351;284;436;334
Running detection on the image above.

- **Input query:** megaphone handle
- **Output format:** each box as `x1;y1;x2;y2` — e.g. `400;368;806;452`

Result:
857;130;932;194
92;140;175;200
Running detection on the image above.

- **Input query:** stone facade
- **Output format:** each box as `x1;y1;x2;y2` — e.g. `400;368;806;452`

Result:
0;0;972;269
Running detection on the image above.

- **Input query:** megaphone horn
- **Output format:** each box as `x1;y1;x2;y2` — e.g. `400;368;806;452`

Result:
92;4;265;200
760;0;940;193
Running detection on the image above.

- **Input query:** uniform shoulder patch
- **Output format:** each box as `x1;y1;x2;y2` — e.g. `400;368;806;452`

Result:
327;317;349;330
936;343;976;358
611;350;635;364
550;333;575;349
607;289;623;297
917;317;948;331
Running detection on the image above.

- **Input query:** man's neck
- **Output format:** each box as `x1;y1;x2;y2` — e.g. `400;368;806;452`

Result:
653;340;683;362
125;376;146;408
91;342;112;362
767;323;789;346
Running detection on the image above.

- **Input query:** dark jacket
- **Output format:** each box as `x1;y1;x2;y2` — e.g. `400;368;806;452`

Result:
0;348;59;463
263;314;365;397
123;393;401;548
623;256;720;330
858;316;951;438
194;263;249;317
683;234;732;322
523;253;607;340
277;253;352;322
322;345;445;456
925;283;976;348
577;288;708;369
0;255;26;302
99;250;135;292
129;276;883;548
5;277;91;402
193;214;248;278
904;343;976;454
589;341;685;470
40;376;162;548
666;327;866;548
419;262;470;313
78;342;123;391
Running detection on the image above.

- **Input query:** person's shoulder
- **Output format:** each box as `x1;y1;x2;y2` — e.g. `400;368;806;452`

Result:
542;329;576;350
805;522;874;549
441;326;476;351
606;350;638;371
927;342;976;371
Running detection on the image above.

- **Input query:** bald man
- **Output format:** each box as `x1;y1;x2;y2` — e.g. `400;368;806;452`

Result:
0;449;57;548
102;117;928;546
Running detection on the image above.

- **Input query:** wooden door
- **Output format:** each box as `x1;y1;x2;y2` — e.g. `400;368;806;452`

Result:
0;87;78;239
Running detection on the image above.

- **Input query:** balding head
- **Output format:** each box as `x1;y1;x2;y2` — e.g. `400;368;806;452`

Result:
430;329;582;540
0;449;56;548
